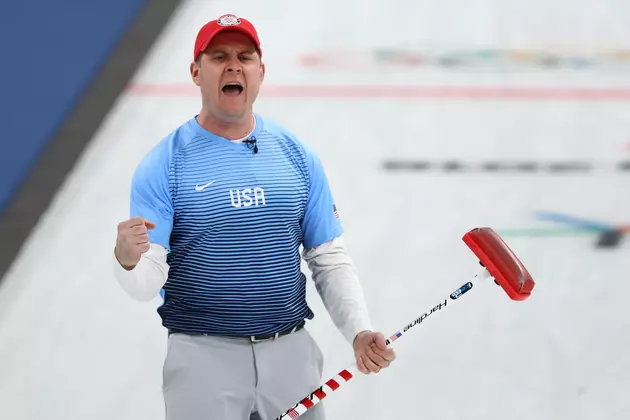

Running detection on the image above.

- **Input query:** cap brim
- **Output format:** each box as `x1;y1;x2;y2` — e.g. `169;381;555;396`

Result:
197;26;261;59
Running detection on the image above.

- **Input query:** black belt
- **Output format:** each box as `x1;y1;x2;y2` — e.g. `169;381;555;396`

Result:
168;320;306;343
249;320;306;342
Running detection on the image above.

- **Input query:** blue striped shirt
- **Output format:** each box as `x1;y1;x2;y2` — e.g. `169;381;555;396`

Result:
129;114;343;336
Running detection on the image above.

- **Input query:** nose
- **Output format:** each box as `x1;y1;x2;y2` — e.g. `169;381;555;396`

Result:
225;55;242;73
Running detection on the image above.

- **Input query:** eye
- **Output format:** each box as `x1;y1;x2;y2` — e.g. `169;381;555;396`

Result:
239;55;252;61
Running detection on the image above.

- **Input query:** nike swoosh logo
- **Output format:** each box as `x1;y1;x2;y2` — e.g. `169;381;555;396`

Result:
195;180;216;191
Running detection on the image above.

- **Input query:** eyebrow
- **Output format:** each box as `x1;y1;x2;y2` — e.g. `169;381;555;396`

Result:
208;46;256;54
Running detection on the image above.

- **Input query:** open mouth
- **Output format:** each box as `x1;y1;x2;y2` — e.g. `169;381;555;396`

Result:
222;82;244;96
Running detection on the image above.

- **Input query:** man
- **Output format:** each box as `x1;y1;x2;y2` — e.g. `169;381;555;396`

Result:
113;13;396;420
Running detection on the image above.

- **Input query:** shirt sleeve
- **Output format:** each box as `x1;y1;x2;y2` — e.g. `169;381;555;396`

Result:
301;149;344;249
113;243;169;302
129;143;174;250
302;235;373;344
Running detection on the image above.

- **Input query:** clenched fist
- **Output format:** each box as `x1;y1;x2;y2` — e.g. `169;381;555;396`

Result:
353;330;396;375
114;217;155;270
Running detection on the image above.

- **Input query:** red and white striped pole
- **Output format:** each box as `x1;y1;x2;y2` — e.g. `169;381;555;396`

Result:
275;268;493;420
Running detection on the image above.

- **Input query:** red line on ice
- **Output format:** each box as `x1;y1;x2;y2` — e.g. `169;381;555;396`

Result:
127;83;630;100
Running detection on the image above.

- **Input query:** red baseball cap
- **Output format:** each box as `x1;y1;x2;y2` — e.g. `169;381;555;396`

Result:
193;14;262;61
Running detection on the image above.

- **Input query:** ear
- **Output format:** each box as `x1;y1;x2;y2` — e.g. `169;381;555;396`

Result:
259;62;266;83
190;60;201;86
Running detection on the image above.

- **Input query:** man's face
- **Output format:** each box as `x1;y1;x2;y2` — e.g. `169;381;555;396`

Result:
191;31;265;122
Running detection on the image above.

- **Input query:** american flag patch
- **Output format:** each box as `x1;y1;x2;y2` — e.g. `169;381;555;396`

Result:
333;204;340;219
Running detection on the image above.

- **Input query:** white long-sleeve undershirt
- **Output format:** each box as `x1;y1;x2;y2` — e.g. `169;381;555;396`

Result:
112;236;373;345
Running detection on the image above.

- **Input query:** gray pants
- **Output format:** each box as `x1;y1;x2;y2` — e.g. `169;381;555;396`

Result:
162;328;325;420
